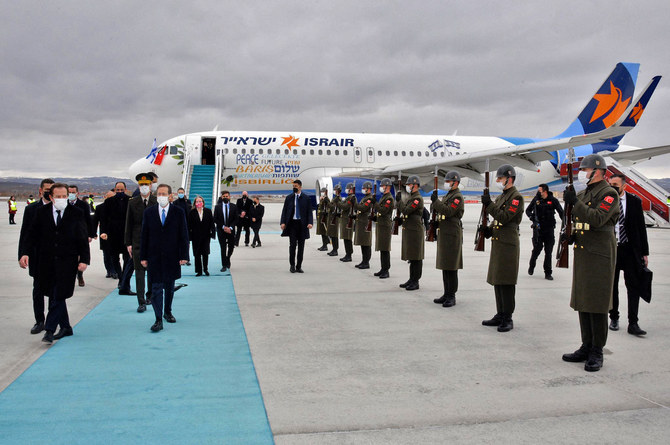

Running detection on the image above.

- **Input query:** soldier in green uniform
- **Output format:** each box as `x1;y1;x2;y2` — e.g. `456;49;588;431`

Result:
327;184;342;257
338;182;356;262
316;187;330;252
373;178;395;279
430;171;464;307
480;164;524;332
399;175;425;291
354;181;375;269
561;154;619;372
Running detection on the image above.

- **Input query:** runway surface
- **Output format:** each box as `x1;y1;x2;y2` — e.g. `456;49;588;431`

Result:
2;201;670;444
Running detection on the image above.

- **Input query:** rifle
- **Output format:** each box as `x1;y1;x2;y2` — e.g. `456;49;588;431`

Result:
556;148;575;268
426;167;438;242
474;164;490;252
392;174;402;235
365;182;377;232
319;197;328;225
346;185;356;229
329;196;340;226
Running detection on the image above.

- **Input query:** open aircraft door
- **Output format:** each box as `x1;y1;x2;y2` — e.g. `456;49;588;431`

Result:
185;135;202;166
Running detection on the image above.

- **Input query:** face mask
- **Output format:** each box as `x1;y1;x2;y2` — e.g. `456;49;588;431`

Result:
577;170;591;186
116;191;125;198
157;196;169;207
151;183;158;192
345;189;350;195
139;185;150;195
444;182;452;190
195;201;204;209
222;198;230;204
405;185;412;193
53;198;68;212
68;193;77;201
495;180;506;191
178;193;185;199
293;188;299;194
43;190;51;200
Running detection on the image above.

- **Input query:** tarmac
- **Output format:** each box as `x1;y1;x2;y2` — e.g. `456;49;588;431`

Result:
1;201;670;444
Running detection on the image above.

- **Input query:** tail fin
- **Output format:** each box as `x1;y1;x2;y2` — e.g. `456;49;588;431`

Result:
556;62;639;138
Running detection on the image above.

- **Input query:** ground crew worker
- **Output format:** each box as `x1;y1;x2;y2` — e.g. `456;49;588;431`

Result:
373;178;395;279
526;183;564;280
480;164;524;332
354;182;375;269
327;184;341;256
431;171;464;307
338;182;356;262
8;196;18;224
27;195;36;205
316;187;331;251
561;154;619;372
399;175;425;291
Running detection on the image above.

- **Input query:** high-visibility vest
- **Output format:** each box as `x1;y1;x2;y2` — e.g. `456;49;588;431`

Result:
27;198;36;204
88;197;96;210
9;200;17;211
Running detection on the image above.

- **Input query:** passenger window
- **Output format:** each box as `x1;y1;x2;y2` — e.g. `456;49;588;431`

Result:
310;149;314;155
169;146;178;155
327;149;331;155
417;151;422;157
233;148;238;154
241;148;246;154
409;151;414;157
393;151;398;156
343;150;348;156
401;151;406;156
301;149;306;155
386;151;390;156
335;150;339;155
224;148;229;154
318;149;323;155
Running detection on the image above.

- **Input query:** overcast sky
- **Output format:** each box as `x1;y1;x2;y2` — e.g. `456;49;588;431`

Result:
2;0;669;179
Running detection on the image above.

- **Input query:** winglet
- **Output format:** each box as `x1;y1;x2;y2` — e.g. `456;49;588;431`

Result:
620;76;661;128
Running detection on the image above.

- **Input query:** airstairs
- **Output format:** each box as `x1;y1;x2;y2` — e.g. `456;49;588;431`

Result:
187;165;216;209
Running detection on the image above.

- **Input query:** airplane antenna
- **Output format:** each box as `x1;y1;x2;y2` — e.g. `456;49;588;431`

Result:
212;125;219;131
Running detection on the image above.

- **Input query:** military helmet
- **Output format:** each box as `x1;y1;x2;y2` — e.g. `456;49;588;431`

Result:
496;164;516;178
362;181;373;190
445;171;461;182
345;182;354;190
579;153;607;170
333;183;342;191
320;187;328;193
406;175;420;186
380;178;392;186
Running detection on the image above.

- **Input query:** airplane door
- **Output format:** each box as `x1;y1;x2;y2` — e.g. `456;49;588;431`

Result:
185;135;201;166
354;146;362;163
366;146;375;163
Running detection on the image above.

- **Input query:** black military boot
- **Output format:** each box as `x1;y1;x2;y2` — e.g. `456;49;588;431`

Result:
378;270;389;279
497;313;513;332
340;255;352;262
562;344;590;362
584;346;604;372
482;313;503;326
399;280;411;288
318;245;329;251
433;295;447;304
328;250;338;256
374;270;383;276
442;294;456;307
405;281;420;291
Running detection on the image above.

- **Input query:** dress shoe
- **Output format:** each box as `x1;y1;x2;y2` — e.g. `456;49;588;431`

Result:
399;280;411;288
204;271;210;276
119;290;137;296
340;256;352;262
78;276;85;287
220;267;227;272
54;327;73;340
146;298;152;305
355;263;362;268
327;250;338;256
290;266;296;273
374;270;383;277
497;315;513;332
256;243;261;247
105;273;112;278
357;263;370;270
584;346;604;372
42;330;54;344
545;274;553;281
150;320;163;332
164;313;176;323
30;322;45;334
378;270;389;279
443;295;456;307
251;244;256;248
528;266;534;276
482;313;503;326
434;295;447;304
628;323;647;336
405;281;420;291
318;246;329;251
609;319;619;331
245;243;249;247
195;272;202;277
137;304;146;313
295;268;304;273
111;273;118;279
562;344;590;362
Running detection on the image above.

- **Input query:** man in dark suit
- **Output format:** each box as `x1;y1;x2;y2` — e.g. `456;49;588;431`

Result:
608;174;650;336
249;196;265;248
213;190;238;272
140;184;189;332
20;183;90;343
68;184;95;287
100;181;135;295
280;180;313;273
93;190;116;278
18;178;54;334
125;173;157;313
235;191;252;247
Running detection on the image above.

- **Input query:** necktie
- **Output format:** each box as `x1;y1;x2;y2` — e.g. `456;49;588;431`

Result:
618;206;627;244
144;199;147;208
294;195;300;219
56;210;62;225
225;204;229;226
161;208;166;226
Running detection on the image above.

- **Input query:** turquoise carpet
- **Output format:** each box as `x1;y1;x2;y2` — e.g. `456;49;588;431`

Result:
0;260;274;444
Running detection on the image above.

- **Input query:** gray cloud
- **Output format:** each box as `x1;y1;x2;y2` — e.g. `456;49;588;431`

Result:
1;0;669;178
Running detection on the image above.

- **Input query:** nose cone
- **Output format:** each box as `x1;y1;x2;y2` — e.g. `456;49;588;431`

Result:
129;157;153;181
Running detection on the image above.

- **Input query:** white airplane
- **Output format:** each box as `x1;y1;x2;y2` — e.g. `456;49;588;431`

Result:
129;62;670;222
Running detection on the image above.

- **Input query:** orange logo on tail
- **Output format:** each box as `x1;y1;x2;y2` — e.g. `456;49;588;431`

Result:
589;81;631;127
630;103;645;124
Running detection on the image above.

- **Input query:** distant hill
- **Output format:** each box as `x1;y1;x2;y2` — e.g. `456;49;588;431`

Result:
654;178;670;194
0;176;131;198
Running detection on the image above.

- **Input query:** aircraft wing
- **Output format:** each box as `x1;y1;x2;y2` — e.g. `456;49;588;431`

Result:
604;144;670;165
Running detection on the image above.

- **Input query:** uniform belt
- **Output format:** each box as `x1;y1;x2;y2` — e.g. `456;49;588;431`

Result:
573;223;614;232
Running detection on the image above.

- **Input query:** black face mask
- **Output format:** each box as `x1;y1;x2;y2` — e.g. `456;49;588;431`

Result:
222;198;230;204
43;190;50;200
293;188;299;194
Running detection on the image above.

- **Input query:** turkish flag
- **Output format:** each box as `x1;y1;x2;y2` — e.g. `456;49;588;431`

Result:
154;145;167;165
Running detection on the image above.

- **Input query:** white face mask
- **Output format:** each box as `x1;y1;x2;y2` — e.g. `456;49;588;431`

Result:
54;198;68;212
151;183;158;192
577;170;591;186
405;185;413;193
495;180;506;191
157;196;169;207
444;182;452;190
139;185;150;195
345;189;350;195
68;193;77;201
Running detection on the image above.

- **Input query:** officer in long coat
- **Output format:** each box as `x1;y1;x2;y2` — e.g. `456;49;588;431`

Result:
337;182;356;262
326;184;342;256
354;181;375;269
316;187;330;251
373;178;395;279
430;171;464;307
480;165;524;332
561;154;619;372
399;175;425;291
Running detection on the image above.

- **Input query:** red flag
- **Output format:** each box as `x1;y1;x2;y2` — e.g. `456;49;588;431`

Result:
154;145;167;165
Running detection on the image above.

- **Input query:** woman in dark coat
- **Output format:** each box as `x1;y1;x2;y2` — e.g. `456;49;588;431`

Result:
187;196;215;276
